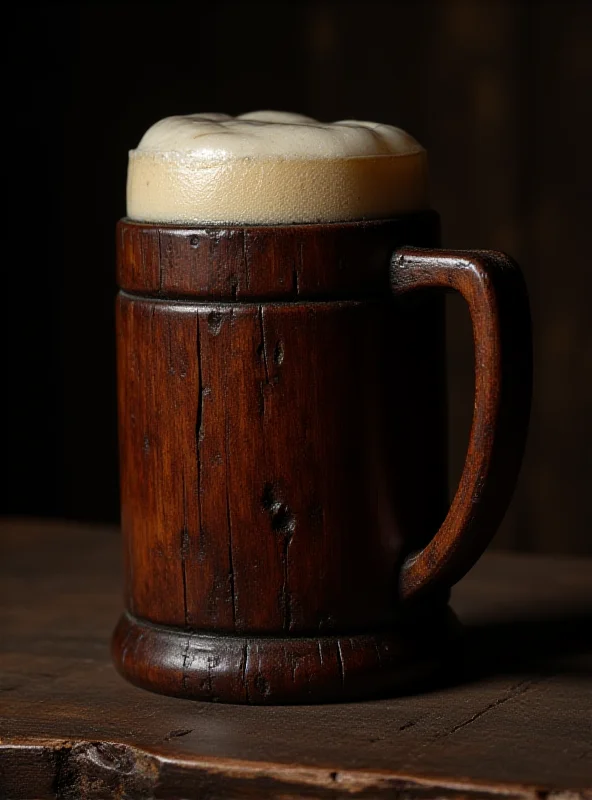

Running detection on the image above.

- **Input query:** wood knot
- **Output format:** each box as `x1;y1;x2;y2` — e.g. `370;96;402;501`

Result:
207;311;224;335
261;483;296;535
273;340;285;366
79;742;137;775
254;673;271;698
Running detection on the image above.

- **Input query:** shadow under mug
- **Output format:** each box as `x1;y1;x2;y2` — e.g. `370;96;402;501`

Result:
112;211;532;703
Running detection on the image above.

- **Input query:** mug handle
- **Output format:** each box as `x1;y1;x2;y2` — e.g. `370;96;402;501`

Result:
390;247;532;602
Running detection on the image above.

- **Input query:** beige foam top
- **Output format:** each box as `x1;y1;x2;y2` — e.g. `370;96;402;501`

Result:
127;111;429;224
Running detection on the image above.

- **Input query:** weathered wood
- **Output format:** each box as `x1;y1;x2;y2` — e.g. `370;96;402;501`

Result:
1;521;590;799
391;248;531;598
117;292;448;631
116;213;440;300
115;219;530;703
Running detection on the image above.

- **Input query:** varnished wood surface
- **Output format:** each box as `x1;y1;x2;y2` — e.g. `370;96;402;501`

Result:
1;520;590;798
115;218;456;704
115;220;530;704
392;247;531;599
117;213;440;300
116;289;447;634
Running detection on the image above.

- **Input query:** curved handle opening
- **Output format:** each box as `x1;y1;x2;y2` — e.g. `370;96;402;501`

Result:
391;247;532;602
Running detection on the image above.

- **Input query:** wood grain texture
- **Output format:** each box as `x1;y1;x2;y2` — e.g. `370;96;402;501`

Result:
116;213;440;300
115;219;530;703
1;521;591;799
117;293;448;634
116;218;450;704
391;247;532;599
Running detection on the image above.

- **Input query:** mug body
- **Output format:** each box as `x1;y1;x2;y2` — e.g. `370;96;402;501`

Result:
113;213;456;702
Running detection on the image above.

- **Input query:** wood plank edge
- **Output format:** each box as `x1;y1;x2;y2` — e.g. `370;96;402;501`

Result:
1;739;590;799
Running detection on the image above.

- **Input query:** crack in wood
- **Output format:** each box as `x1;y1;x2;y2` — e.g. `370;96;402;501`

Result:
317;640;324;667
225;467;236;628
50;741;77;797
181;636;191;693
261;483;295;631
273;339;284;366
242;231;250;290
336;641;345;688
241;642;249;702
206;655;214;695
181;471;190;629
138;228;146;283
164;728;193;742
282;534;293;633
156;230;164;294
292;262;300;295
438;681;535;739
256;309;294;630
257;305;271;418
258;305;270;385
224;310;237;628
195;317;206;575
166;316;175;377
295;241;304;294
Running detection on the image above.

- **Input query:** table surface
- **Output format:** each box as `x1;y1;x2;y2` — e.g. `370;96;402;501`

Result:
0;520;590;800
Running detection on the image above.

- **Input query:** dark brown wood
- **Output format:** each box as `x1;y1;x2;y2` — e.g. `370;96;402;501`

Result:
391;248;532;599
114;218;531;703
1;521;591;799
116;213;440;300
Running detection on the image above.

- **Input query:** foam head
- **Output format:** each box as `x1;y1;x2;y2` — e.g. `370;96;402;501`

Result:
127;111;429;225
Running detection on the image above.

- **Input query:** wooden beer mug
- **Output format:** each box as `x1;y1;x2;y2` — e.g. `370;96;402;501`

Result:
112;211;531;703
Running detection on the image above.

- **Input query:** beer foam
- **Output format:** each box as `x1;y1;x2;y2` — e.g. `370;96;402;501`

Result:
127;111;429;224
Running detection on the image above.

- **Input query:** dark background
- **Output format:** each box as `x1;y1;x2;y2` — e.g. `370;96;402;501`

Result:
5;0;591;554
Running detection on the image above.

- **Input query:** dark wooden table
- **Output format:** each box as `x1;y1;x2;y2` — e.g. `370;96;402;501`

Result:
1;520;590;799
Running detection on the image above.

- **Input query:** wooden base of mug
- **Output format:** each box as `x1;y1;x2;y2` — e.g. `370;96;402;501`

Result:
112;609;461;704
